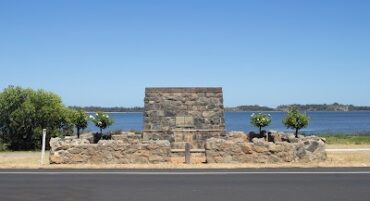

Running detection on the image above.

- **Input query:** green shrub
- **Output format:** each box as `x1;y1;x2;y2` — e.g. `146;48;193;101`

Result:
89;112;114;135
0;140;10;152
0;86;72;150
250;112;272;134
70;109;88;138
283;107;309;138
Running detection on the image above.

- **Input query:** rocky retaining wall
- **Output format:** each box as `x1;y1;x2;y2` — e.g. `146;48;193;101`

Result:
49;131;327;164
49;136;171;164
205;133;327;163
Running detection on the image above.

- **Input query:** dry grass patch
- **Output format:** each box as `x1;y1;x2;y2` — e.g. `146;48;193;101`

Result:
326;152;370;164
326;144;370;149
0;151;49;168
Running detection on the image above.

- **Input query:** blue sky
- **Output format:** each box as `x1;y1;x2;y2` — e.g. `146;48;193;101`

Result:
1;0;369;107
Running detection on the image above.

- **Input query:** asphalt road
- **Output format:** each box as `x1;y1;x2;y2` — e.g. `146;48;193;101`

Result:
0;168;370;201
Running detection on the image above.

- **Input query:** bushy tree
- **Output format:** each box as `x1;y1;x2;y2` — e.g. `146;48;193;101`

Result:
70;109;88;138
0;86;71;150
282;107;309;138
250;112;272;135
90;112;113;135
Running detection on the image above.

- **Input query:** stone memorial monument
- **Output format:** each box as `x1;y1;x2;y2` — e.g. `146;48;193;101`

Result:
143;87;225;149
48;87;327;164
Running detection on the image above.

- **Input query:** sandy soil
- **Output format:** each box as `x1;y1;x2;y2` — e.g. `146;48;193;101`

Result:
1;146;370;169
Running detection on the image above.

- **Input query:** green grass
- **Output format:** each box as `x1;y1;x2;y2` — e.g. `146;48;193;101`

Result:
318;134;370;145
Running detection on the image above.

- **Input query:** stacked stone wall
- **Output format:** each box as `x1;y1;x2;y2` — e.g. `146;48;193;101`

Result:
49;135;171;164
49;132;327;164
205;133;327;163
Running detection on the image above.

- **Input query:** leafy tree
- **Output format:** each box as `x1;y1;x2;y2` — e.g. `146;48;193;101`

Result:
250;112;272;137
0;86;70;150
282;107;310;138
58;108;75;136
70;109;88;138
90;112;113;135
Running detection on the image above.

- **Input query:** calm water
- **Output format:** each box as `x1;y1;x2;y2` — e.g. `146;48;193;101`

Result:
86;112;370;134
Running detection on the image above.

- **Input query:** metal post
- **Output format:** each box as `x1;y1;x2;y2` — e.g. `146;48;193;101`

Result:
185;143;191;164
41;129;46;165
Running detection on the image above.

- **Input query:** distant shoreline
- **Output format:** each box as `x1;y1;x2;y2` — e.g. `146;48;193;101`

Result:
84;111;370;113
85;111;143;114
71;103;370;113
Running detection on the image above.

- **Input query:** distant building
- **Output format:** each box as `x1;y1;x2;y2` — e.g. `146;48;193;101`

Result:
143;87;225;148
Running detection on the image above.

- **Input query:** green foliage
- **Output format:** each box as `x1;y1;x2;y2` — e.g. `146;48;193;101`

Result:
282;107;309;137
89;112;113;134
70;109;88;138
0;86;71;150
0;141;10;151
250;112;272;134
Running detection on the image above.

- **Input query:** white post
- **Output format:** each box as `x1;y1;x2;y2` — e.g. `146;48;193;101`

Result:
41;129;46;165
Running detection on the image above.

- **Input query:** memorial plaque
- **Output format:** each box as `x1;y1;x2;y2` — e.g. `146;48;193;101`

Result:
176;116;194;128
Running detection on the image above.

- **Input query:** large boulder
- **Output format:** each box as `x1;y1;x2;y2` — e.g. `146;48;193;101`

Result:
293;137;327;162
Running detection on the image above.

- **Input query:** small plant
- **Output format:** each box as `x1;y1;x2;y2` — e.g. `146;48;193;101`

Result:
282;107;309;138
70;109;88;138
90;112;114;135
250;112;272;137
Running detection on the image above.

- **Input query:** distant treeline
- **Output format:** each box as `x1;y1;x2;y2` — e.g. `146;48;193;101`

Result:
71;103;370;113
276;103;370;112
226;105;275;112
69;106;144;112
227;103;370;112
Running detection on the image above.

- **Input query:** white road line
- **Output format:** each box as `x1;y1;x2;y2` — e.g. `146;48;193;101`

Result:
0;171;370;175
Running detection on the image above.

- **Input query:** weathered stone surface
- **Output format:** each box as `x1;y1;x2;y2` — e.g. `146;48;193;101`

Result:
65;133;96;143
228;131;249;141
111;132;140;144
205;132;327;163
270;131;284;143
171;142;188;149
143;88;225;149
49;138;171;164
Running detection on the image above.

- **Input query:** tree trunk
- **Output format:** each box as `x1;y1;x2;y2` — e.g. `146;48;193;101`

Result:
77;128;80;139
295;128;299;138
259;127;267;141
